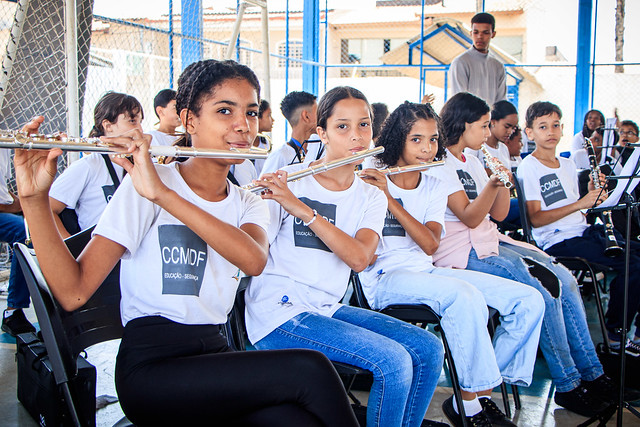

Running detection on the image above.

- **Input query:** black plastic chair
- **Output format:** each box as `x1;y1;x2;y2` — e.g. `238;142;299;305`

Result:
513;174;612;345
226;277;372;415
14;229;130;427
349;271;470;425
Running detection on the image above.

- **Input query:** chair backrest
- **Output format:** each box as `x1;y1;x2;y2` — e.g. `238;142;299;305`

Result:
513;172;536;245
349;271;372;310
223;276;251;352
14;234;122;384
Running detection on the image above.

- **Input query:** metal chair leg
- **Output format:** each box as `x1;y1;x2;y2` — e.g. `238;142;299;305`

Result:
440;328;469;427
500;383;512;418
512;385;521;410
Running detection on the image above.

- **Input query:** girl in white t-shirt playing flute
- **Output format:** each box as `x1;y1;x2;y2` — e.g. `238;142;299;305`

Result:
246;86;444;427
431;92;617;417
360;101;543;427
14;59;358;427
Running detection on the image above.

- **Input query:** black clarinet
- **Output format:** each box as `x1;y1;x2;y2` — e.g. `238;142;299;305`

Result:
584;137;624;257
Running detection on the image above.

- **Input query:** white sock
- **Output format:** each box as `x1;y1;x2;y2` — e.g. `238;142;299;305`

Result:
4;308;16;318
452;395;482;416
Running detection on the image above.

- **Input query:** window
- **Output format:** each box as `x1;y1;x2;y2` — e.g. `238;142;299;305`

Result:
277;40;303;68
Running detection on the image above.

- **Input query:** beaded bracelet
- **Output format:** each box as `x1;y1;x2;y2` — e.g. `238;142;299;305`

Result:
303;209;318;226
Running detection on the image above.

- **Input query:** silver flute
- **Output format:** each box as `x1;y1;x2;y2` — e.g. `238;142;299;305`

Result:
0;131;269;160
359;161;445;177
243;146;384;193
480;145;512;189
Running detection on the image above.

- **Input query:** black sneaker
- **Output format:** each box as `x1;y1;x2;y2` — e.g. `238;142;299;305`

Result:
554;385;610;417
479;397;516;426
1;309;35;337
583;374;640;403
442;395;491;427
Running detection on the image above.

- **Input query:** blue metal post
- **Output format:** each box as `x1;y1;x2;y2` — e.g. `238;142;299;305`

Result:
236;0;241;62
323;0;328;94
285;0;290;141
181;0;203;70
590;0;598;109
169;0;174;88
574;0;594;135
419;0;425;102
302;0;320;96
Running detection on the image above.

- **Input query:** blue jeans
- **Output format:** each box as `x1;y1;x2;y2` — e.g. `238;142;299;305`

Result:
466;242;604;393
255;305;444;427
369;267;544;393
546;224;640;341
0;213;29;309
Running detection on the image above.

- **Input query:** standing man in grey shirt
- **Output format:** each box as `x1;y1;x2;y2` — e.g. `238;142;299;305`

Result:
449;12;506;105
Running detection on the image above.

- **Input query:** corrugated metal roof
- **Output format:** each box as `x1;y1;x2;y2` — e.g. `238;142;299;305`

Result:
380;18;538;89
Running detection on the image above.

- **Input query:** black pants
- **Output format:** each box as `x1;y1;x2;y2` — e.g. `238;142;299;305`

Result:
546;224;640;340
115;316;358;427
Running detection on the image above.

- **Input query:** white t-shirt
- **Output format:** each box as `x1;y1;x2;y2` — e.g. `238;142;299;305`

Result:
94;162;269;326
516;155;589;250
148;129;179;147
261;138;324;175
0;149;13;204
571;131;585;152
49;153;125;231
245;162;387;343
229;160;258;187
253;135;270;176
570;149;623;175
428;149;489;223
464;142;511;172
360;173;447;302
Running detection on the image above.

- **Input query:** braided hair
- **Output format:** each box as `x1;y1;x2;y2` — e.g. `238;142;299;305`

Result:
88;91;143;137
170;59;261;161
374;101;445;167
581;109;605;138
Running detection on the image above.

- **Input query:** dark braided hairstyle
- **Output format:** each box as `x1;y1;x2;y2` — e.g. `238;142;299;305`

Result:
374;101;445;167
88;91;143;137
581;109;604;138
440;92;490;148
169;59;260;162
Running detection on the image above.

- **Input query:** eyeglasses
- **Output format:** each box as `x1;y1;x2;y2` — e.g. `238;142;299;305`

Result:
620;130;638;137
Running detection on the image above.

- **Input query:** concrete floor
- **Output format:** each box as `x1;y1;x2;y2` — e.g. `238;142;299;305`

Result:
2;276;639;426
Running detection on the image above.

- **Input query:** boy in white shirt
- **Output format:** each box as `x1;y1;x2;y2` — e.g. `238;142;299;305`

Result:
147;89;180;147
518;101;640;358
261;91;319;173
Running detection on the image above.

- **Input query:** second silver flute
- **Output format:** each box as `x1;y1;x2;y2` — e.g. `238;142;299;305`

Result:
481;145;512;189
243;146;384;193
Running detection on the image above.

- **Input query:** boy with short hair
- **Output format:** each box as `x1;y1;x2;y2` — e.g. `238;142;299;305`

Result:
148;88;181;147
517;101;640;360
261;91;318;174
449;12;506;105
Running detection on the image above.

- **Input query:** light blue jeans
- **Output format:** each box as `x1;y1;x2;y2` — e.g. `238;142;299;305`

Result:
467;242;605;393
369;267;544;393
255;305;444;427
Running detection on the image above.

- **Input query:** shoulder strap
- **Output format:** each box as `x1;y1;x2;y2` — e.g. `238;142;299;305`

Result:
227;170;240;186
287;140;305;164
101;154;121;188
